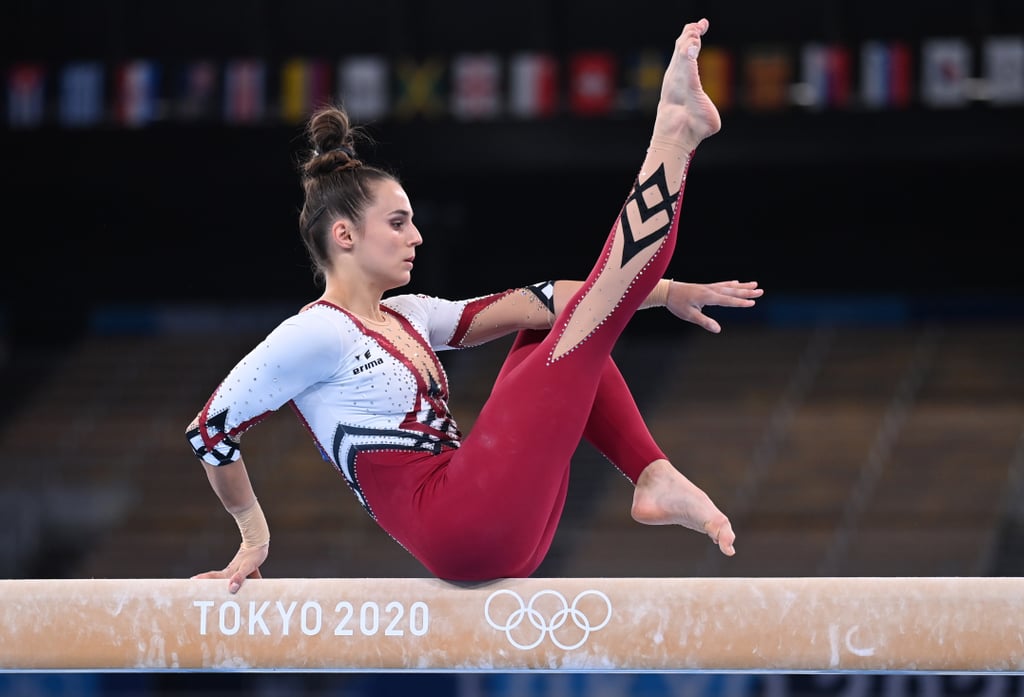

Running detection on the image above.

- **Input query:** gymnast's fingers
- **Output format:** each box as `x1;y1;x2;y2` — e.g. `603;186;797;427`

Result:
223;558;264;593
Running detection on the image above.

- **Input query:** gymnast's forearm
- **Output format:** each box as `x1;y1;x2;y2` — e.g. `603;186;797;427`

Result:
551;278;673;316
204;457;270;549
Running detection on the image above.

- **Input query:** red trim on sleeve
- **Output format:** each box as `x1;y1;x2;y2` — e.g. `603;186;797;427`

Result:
448;290;515;348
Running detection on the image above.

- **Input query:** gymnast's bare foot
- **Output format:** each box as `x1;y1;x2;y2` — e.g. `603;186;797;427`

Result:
653;18;722;148
632;459;736;556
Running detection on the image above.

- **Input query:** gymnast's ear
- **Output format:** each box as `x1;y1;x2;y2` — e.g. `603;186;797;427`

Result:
331;218;356;250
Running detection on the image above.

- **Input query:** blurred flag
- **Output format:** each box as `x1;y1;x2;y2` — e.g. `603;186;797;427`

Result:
921;38;971;108
698;47;734;112
451;52;501;121
280;58;331;125
860;40;912;109
508;52;558;118
621;49;667;114
984;36;1024;105
223;59;266;124
743;45;792;111
176;60;218;122
797;43;851;109
569;51;616;116
394;57;446;120
338;55;389;123
59;61;104;127
115;59;161;127
7;63;45;128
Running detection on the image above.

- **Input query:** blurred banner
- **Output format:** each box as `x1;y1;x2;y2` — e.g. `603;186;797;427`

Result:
4;33;1023;130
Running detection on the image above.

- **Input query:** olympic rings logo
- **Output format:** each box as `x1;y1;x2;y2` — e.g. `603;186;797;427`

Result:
483;589;612;650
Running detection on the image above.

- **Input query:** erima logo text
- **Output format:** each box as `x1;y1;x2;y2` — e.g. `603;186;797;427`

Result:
353;356;384;375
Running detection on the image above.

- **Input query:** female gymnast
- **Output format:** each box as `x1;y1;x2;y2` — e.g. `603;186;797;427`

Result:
186;17;763;593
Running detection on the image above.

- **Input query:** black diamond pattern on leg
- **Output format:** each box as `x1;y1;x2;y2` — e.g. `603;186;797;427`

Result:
619;163;678;268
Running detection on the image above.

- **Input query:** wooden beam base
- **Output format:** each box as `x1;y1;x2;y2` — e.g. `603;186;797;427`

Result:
2;577;1023;672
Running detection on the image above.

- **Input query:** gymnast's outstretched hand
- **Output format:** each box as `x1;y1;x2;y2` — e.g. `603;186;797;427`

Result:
192;544;266;594
665;280;763;334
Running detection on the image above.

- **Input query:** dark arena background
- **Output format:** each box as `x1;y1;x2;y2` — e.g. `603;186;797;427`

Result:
1;1;1024;695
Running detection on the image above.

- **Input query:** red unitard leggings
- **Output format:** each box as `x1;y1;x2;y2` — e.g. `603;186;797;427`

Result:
359;139;694;581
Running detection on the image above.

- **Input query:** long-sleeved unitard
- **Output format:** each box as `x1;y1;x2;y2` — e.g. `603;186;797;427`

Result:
187;138;693;581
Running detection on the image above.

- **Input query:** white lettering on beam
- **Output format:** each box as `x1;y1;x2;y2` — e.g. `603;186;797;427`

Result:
191;599;430;638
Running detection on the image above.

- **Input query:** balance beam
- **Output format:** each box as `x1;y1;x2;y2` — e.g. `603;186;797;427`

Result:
2;577;1023;672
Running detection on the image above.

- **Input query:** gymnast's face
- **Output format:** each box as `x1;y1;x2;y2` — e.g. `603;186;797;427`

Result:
354;179;422;289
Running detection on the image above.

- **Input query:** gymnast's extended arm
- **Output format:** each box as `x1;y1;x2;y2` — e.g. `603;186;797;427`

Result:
446;278;762;348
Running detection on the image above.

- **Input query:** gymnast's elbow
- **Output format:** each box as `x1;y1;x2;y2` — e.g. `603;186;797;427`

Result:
184;414;243;467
